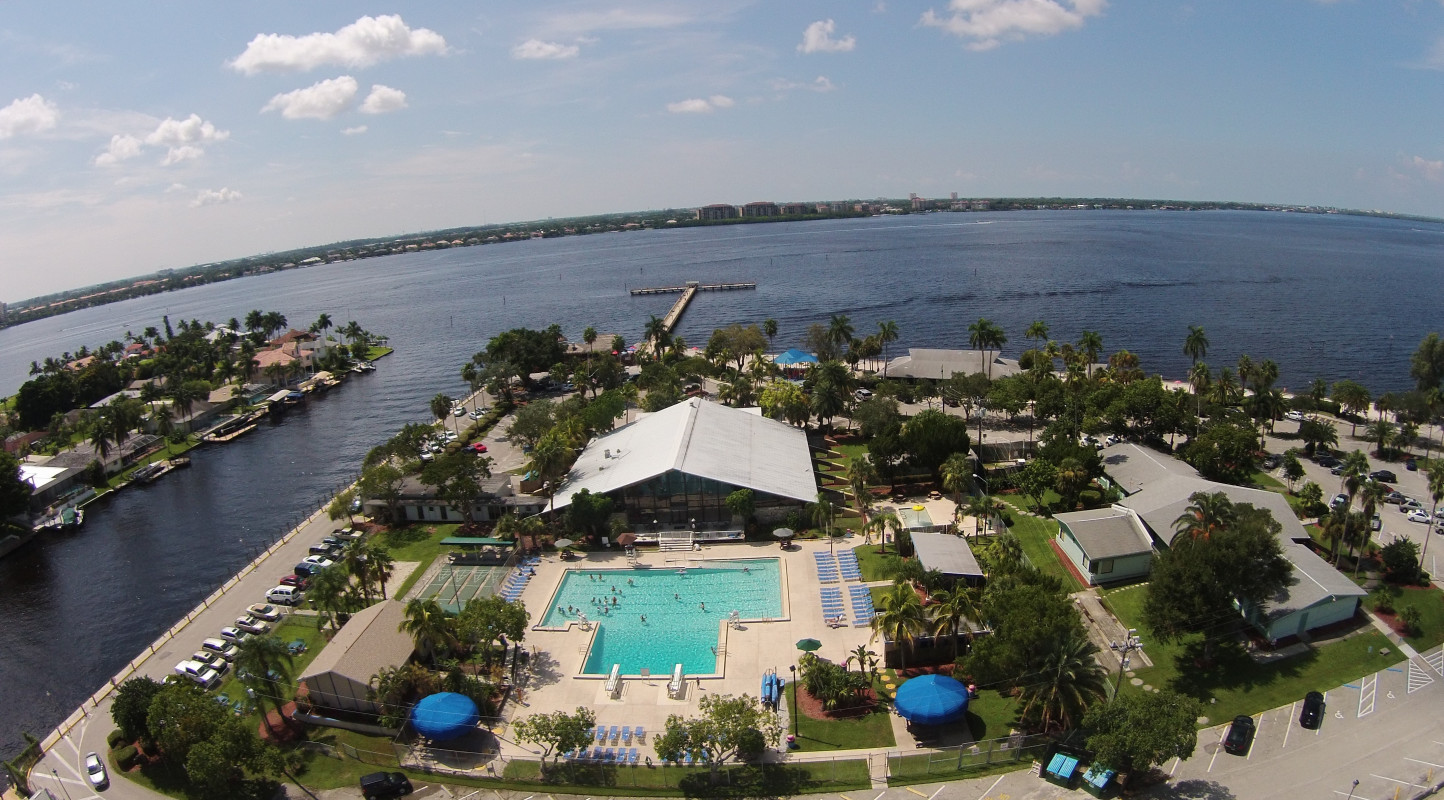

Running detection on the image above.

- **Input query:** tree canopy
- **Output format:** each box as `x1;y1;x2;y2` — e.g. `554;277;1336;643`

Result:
1083;690;1203;778
654;693;781;781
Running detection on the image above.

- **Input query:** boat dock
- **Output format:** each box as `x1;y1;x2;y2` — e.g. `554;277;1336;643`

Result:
632;280;756;351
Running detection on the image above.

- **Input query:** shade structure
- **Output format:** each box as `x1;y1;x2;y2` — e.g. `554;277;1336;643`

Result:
553;538;575;550
774;348;819;366
772;528;795;540
615;532;638;546
893;674;970;726
410;692;480;741
795;638;822;652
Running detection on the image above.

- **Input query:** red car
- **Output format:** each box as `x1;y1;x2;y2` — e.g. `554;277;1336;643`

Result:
469;442;488;454
279;574;311;590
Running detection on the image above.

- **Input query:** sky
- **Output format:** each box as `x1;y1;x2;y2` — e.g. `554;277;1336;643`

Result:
3;0;1444;301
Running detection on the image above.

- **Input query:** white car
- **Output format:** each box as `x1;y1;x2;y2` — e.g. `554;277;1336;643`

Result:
1407;510;1432;524
453;406;467;417
219;626;250;645
1285;410;1305;422
201;638;239;661
85;752;109;789
247;603;282;621
302;555;335;568
235;615;271;635
191;652;229;675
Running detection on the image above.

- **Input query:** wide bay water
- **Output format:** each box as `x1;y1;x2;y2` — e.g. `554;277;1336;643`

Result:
0;209;1440;758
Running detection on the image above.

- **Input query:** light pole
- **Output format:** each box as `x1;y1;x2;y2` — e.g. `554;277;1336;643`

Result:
52;768;73;800
1110;629;1142;701
789;664;798;737
1346;779;1360;800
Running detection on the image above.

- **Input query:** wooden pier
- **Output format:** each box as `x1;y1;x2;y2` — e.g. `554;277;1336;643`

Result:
631;280;756;354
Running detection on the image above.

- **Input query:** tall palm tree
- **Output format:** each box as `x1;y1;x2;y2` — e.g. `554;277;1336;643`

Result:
870;582;926;671
762;318;778;351
962;494;991;540
969;318;1007;380
1365;419;1396;458
828;314;854;353
1077;331;1103;379
928;587;979;660
1183;325;1209;365
235;635;296;733
1025;320;1050;348
431;393;456;435
940;453;973;504
363;539;396;600
847;456;879;524
876;320;899;375
1188;361;1210;419
1211;367;1239;407
312;313;333;357
342;540;372;603
1423;466;1444;562
1356;481;1387;578
401;598;457;664
643;315;671;352
87;414;114;466
1016;632;1108;732
867;510;901;554
1335;450;1371;565
308;565;352;631
1172;491;1235;545
169;380;202;433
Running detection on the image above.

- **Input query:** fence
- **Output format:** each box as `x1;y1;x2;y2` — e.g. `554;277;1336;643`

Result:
886;731;1054;781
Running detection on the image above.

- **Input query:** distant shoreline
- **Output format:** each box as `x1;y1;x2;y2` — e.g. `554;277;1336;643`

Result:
5;200;1440;333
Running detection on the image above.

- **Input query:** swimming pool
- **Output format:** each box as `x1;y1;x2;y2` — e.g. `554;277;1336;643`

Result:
894;505;935;528
539;559;782;676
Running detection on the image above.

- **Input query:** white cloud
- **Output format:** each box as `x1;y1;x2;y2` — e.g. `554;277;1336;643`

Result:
0;93;60;139
342;125;368;136
190;187;242;207
165;183;188;193
360;84;407;114
512;39;580;60
229;14;447;74
161;145;204;165
921;0;1107;51
666;95;734;114
799;20;857;54
1410;155;1444;182
771;76;836;93
93;133;143;166
262;76;360;120
145;114;229;147
538;9;695;36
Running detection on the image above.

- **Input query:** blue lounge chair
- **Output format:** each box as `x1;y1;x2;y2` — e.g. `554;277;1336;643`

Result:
592;746;606;761
629;747;640;764
621;725;633;744
634;725;646;743
683;752;694;766
604;747;616;762
596;727;607;743
609;725;620;742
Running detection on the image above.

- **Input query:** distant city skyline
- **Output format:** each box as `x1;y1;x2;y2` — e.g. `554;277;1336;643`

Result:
4;1;1444;298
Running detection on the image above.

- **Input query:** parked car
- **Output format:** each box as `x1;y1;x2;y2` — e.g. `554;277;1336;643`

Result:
1385;491;1406;505
1285;410;1306;422
1331;494;1349;510
1370;470;1398;483
192;652;228;674
854;388;873;401
469;442;488;454
1261;454;1281;469
235;615;271;635
359;771;413;799
453;406;467;417
267;585;303;606
419;451;435;462
309;542;336;556
333;527;361;540
1371;514;1382;531
279;574;311;589
1406;458;1418;471
1316;455;1341;468
468;408;484;419
1223;715;1256;755
1299;691;1325;729
201;638;239;661
219;626;249;645
85;752;109;790
303;555;335;568
174;659;223;689
1401;498;1424;512
1407;509;1432;524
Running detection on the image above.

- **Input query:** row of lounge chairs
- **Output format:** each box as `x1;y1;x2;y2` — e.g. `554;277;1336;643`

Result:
588;724;646;744
567;746;642;765
836;551;862;581
814;551;862;582
814;552;839;583
821;586;846;626
848;585;875;626
499;557;540;601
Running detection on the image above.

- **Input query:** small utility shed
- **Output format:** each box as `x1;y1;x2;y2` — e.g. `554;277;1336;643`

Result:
910;532;985;583
300;600;413;715
1054;506;1154;586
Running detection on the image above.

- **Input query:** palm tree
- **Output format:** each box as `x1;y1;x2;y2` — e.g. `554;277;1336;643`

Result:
846;645;880;684
810;491;836;538
312;313;333;357
431;393;455;435
1077;331;1103;379
1055;457;1089;511
1183;325;1209;365
308;565;352;631
1016;632;1108;732
401;598;457;664
1172;491;1235;545
961;494;991;539
928;587;979;660
969;318;1007;380
1423;466;1444;563
1211;367;1239;407
876;320;899;375
342;541;372;603
762;318;778;351
1188;361;1210;419
1335;450;1371;565
940;453;973;505
1356;481;1387;578
867;510;901;553
828;314;854;353
1025;320;1050;348
235;635;296;733
244;310;264;335
847;456;879;524
870;582;926;670
643;315;671;352
1365;419;1396;458
169;380;202;433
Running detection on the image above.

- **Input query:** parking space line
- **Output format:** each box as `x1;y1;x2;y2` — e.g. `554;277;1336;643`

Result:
1405;757;1444;769
1207;728;1225;773
1282;701;1295;748
977;775;1005;800
925;785;947;800
1332;791;1376;800
1248;714;1261;760
1320;690;1329;735
1359;673;1378;717
1371;773;1429;789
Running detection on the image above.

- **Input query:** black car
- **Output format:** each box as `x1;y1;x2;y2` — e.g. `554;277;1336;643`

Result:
1370;470;1398;483
1407;458;1418;471
1299;691;1325;729
359;771;413;799
1317;455;1341;468
1222;715;1255;755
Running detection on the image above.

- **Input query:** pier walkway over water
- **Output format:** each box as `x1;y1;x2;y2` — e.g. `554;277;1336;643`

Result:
631;280;755;355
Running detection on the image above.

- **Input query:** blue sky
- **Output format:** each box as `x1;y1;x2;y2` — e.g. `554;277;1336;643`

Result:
3;1;1444;300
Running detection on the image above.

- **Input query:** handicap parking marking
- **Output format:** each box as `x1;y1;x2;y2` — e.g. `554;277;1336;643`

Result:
1408;658;1436;693
1358;673;1378;717
1424;646;1444;677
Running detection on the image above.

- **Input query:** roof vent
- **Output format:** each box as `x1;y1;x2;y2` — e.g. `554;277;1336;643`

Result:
604;449;611;459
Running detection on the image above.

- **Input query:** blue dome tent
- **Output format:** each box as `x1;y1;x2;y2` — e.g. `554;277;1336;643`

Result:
893;674;970;726
410;692;480;741
774;348;819;366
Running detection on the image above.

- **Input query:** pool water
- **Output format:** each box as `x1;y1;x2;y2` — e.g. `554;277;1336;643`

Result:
540;559;782;675
894;506;934;528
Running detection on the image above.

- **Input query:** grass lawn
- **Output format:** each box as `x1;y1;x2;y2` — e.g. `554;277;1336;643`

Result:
997;497;1082;592
832;443;868;473
104;436;201;490
1251;470;1286;492
366;345;394;360
376;523;459;598
1101;584;1404;723
1364;585;1444;651
782;683;896;751
851;543;901;582
503;757;870;795
211;617;329;724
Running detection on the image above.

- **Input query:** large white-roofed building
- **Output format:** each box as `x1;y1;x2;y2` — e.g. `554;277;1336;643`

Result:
550;398;817;527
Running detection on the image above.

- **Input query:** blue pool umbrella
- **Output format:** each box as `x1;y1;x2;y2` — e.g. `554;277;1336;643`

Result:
774;348;818;366
893;674;970;726
410;692;480;741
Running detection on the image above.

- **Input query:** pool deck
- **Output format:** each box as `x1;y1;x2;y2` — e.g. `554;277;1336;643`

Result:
495;538;885;761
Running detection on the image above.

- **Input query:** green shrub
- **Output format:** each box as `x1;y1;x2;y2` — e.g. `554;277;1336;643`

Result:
113;745;138;770
1371;587;1396;614
1399;606;1423;637
106;729;127;749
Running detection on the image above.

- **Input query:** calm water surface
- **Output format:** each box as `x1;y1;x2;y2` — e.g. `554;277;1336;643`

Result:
0;210;1440;757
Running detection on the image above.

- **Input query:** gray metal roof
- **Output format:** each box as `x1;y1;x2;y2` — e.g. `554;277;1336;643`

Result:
883;348;1021;381
1258;540;1366;620
552;398;817;510
1055;507;1154;559
300;600;414;684
1122;474;1310;546
1099;442;1200;496
911;532;985;577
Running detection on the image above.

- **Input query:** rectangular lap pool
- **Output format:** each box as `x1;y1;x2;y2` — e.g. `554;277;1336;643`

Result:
540;558;782;676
